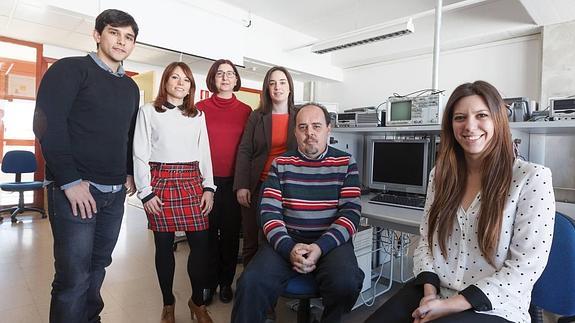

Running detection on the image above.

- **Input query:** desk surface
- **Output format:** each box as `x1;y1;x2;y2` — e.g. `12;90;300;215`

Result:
361;195;423;235
361;196;575;235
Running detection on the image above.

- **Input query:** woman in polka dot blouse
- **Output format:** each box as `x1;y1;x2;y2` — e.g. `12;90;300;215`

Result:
365;81;555;323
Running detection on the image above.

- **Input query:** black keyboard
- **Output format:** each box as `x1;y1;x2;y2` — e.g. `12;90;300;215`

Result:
369;193;426;210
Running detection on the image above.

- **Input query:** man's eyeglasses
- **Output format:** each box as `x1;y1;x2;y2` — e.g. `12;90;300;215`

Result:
215;71;236;79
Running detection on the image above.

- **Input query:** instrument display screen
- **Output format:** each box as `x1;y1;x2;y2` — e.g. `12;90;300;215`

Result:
389;101;412;121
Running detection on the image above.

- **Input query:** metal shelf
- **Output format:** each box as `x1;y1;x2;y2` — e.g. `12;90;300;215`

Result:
333;125;440;135
509;120;575;134
333;120;575;135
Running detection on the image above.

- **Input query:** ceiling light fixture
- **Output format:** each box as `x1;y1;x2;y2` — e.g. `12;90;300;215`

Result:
311;18;415;54
244;59;302;75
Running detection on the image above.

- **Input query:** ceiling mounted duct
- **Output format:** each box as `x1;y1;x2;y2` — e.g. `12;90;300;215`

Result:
311;18;415;54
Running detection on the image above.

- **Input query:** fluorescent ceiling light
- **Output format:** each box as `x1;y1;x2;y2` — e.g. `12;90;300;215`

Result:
311;18;415;54
244;59;302;75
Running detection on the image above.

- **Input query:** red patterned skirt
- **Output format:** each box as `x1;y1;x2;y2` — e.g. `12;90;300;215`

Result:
147;162;208;232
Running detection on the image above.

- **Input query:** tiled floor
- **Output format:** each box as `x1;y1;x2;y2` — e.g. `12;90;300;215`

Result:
0;202;561;323
0;202;390;323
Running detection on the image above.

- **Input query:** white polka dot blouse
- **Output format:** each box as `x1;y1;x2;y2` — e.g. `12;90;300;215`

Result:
413;159;555;323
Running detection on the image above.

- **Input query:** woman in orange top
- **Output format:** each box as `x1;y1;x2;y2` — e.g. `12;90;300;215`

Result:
233;66;298;266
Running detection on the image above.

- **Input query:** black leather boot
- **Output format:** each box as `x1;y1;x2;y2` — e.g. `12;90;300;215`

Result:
219;285;233;303
202;288;216;305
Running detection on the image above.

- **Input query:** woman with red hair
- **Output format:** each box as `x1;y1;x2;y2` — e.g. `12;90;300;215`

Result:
133;62;214;323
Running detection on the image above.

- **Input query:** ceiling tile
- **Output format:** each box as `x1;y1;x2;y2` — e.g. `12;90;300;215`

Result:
14;1;84;31
217;0;465;39
4;18;70;46
0;0;16;17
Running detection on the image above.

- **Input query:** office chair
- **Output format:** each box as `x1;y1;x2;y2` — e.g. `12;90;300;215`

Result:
0;150;46;223
530;212;575;323
282;274;321;323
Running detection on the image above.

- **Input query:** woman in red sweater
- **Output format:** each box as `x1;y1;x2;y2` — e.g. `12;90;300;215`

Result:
196;59;251;304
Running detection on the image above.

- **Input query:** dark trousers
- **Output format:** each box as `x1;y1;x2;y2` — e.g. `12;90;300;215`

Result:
207;177;241;287
239;181;263;266
231;242;364;323
153;230;209;306
364;280;512;323
48;184;126;323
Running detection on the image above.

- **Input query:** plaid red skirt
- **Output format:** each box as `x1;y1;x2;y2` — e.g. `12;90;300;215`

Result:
147;162;208;232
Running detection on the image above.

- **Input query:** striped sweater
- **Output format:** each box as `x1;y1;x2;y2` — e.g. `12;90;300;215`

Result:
260;146;362;260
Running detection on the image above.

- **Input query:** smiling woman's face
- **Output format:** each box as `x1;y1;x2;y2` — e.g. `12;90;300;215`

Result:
267;70;290;105
165;66;191;102
452;94;494;162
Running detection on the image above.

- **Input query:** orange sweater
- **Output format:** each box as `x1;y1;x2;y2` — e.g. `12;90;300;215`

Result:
260;114;289;181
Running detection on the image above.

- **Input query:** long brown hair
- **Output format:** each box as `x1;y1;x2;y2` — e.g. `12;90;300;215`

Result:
428;80;514;267
153;62;198;117
258;66;295;114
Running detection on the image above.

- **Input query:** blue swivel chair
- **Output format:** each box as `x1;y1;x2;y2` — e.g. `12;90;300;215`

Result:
0;150;46;223
530;212;575;323
282;274;321;323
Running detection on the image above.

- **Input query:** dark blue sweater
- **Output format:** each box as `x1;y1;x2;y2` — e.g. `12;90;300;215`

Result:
34;55;139;186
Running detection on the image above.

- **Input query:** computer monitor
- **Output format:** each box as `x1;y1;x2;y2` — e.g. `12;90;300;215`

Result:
366;137;430;195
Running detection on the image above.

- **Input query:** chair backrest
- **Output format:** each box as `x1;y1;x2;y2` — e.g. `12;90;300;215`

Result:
1;150;38;174
531;212;575;316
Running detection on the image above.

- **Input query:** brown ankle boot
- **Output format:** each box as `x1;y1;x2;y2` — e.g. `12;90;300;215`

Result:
160;304;175;323
188;298;213;323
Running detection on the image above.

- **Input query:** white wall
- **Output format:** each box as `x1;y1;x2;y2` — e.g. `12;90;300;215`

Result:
103;0;246;66
42;44;304;105
42;0;342;81
244;15;343;81
43;44;86;59
329;0;537;70
315;35;542;111
540;19;575;105
539;20;575;203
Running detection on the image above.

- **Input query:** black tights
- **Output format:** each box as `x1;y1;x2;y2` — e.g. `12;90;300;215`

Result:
153;230;209;306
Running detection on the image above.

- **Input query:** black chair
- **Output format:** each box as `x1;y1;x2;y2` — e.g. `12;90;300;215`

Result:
530;212;575;323
0;150;46;223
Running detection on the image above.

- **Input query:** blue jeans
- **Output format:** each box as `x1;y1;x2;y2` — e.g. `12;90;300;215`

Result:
231;241;364;323
47;184;126;323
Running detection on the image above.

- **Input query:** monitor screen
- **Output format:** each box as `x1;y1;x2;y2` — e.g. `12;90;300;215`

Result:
366;137;429;194
389;100;412;121
337;112;356;121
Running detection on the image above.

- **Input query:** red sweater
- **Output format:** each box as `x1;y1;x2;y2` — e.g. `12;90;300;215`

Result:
197;94;251;177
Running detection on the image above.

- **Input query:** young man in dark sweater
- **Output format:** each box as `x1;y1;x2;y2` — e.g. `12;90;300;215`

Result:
232;103;365;323
33;9;139;323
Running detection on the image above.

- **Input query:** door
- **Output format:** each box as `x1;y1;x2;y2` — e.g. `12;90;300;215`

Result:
0;36;44;212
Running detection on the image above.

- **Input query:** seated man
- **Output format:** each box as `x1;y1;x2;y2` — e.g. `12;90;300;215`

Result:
231;103;365;323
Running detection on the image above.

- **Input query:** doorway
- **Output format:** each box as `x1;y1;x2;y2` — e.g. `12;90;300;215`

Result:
0;36;44;213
